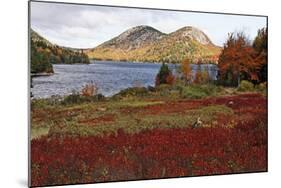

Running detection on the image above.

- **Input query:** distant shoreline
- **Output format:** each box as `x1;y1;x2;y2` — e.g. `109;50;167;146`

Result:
90;59;162;64
31;73;54;77
90;59;218;65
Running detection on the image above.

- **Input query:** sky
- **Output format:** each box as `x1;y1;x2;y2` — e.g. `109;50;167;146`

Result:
30;1;267;49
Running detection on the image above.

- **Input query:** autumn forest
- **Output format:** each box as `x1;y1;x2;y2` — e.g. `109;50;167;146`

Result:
30;2;268;187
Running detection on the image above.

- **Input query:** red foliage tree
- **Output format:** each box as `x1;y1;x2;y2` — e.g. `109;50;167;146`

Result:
218;32;259;86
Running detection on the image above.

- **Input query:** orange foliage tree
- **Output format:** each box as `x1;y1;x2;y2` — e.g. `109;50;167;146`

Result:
193;63;210;84
194;63;203;84
81;81;98;96
181;58;192;83
218;32;259;86
201;69;210;84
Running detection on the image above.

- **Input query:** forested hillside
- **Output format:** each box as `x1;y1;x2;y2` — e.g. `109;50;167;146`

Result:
31;29;90;74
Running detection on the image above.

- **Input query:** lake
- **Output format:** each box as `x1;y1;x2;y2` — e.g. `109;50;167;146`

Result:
31;61;218;98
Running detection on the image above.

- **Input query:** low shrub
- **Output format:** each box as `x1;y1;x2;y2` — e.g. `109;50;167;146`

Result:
256;82;267;93
154;84;182;98
155;84;172;91
61;93;105;105
31;118;267;186
147;85;156;92
31;99;50;108
238;80;254;92
180;84;222;99
81;82;98;96
200;84;223;95
180;86;208;99
31;95;62;108
112;87;150;99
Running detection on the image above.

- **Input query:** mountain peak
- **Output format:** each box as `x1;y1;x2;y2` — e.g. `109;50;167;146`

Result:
99;25;165;50
130;25;157;30
88;25;221;63
172;26;213;45
127;25;161;33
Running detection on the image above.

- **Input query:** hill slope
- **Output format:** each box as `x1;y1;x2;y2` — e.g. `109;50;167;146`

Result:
31;29;90;74
86;26;221;64
98;25;165;50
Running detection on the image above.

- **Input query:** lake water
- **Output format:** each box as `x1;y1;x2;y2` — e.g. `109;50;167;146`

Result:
31;61;218;98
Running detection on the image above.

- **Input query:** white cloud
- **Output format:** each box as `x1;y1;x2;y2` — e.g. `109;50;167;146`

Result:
30;1;267;48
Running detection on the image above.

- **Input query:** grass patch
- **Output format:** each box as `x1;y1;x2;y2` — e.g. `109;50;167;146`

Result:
111;100;164;108
112;87;150;100
31;121;55;139
45;104;233;137
192;105;234;116
61;93;105;105
31;94;106;108
32;81;265;140
31;126;50;139
238;80;254;92
180;84;223;99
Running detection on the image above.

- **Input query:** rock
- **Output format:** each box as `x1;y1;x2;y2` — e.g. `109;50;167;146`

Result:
147;85;156;92
192;117;202;128
228;101;234;105
97;107;107;112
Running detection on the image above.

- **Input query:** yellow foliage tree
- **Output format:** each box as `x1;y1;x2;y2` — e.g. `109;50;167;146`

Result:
181;58;192;83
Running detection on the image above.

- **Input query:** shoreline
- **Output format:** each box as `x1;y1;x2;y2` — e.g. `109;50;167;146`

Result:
31;72;54;77
90;59;218;65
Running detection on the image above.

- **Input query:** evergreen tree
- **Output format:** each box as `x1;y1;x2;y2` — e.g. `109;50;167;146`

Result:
155;63;174;86
253;27;268;83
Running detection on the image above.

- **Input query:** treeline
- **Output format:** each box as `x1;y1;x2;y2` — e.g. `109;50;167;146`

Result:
31;36;90;74
217;28;267;86
155;61;212;87
31;39;54;73
155;27;268;88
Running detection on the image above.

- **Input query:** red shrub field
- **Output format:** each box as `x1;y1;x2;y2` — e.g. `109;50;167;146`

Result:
31;94;267;187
